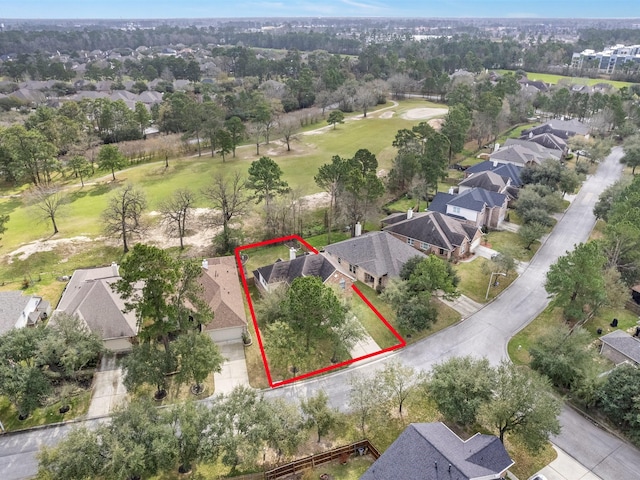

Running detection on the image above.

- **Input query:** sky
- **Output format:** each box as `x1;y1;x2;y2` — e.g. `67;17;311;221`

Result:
2;0;640;20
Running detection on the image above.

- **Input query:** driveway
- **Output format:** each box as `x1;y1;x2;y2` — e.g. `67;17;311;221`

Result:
86;354;126;418
212;343;250;395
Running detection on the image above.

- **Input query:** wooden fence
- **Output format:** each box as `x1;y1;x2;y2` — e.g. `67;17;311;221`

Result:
625;300;640;316
264;439;379;480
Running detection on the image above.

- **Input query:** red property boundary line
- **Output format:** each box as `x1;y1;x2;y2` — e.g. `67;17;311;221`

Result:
234;234;406;388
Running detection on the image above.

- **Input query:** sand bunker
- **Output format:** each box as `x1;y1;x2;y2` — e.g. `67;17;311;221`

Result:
7;236;95;263
402;107;448;120
380;111;395;119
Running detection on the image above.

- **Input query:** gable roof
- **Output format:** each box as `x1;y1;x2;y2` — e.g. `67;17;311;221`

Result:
0;291;32;335
428;192;456;216
199;257;247;331
54;265;137;341
601;330;640;364
384;211;479;252
447;188;507;212
490;143;556;167
525;132;567;152
254;254;337;287
361;422;514;480
323;231;426;278
465;160;523;187
459;171;507;193
503;138;562;160
521;119;590;139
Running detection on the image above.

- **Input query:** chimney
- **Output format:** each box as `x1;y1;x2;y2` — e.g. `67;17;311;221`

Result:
111;262;119;277
407;209;413;220
202;259;209;270
355;222;362;237
289;247;297;261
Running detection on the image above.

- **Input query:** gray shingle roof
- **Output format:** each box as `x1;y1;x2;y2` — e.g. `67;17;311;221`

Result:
447;187;507;211
384;211;479;252
253;254;336;287
0;291;31;335
521;119;590;139
323;231;426;278
54;266;137;341
428;193;455;215
601;330;640;364
465;160;523;188
361;422;514;480
503;138;562;160
459;171;507;192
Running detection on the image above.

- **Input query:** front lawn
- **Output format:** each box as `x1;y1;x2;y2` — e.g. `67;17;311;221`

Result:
484;230;540;262
0;389;91;432
455;257;518;303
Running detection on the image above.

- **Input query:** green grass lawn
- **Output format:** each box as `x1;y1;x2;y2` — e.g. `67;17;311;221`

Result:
353;282;401;349
485;230;540;262
455;257;518;303
0;389;90;432
496;69;636;89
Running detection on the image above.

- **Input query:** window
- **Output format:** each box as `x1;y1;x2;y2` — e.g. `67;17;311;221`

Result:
407;238;414;246
349;264;358;274
364;273;374;284
337;257;341;264
420;242;429;250
439;248;445;255
339;279;346;290
452;206;461;214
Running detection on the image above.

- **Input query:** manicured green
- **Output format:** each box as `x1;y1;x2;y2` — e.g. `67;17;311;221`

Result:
352;282;400;350
496;69;637;89
485;230;540;262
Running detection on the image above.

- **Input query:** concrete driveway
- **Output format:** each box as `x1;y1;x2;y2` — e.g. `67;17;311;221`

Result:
213;343;250;395
86;354;126;418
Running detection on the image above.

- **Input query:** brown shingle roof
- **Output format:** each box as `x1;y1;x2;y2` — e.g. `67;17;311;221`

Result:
199;257;247;331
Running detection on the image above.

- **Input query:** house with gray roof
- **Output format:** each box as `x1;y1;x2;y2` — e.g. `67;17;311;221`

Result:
600;330;640;365
465;160;524;188
323;231;426;290
489;143;549;167
521;132;568;155
54;263;137;353
253;253;354;295
429;187;508;229
383;211;482;261
458;171;508;194
361;422;514;480
521;119;590;140
503;138;562;161
0;291;51;336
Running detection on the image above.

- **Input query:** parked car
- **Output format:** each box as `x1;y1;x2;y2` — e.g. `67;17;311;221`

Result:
529;474;548;480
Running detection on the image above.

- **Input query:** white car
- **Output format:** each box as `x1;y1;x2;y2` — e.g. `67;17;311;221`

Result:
529;475;548;480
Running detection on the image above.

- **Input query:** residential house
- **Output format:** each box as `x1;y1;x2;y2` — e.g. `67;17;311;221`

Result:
600;330;640;365
253;252;354;295
322;231;426;290
503;138;562;161
458;170;519;206
199;257;248;344
383;211;482;260
518;132;568;155
54;263;137;353
465;160;524;188
521;119;590;140
517;77;550;93
361;422;514;480
489;143;548;167
0;291;51;336
429;187;508;229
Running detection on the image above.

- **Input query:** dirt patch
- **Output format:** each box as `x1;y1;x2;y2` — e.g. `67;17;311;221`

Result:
300;192;331;209
379;111;394;119
7;236;95;263
401;107;448;120
428;118;444;130
145;208;220;253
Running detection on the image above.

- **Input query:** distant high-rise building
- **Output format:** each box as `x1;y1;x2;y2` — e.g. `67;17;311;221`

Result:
571;44;640;74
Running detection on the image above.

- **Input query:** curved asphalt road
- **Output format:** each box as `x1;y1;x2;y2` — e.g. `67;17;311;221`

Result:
1;147;637;480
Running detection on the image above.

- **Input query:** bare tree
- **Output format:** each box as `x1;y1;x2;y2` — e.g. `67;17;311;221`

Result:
159;188;196;250
29;185;66;235
278;114;300;152
247;122;265;156
101;183;147;253
202;172;250;251
355;85;377;118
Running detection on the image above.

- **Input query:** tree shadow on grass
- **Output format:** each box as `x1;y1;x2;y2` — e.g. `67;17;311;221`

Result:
0;197;22;216
88;182;117;197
